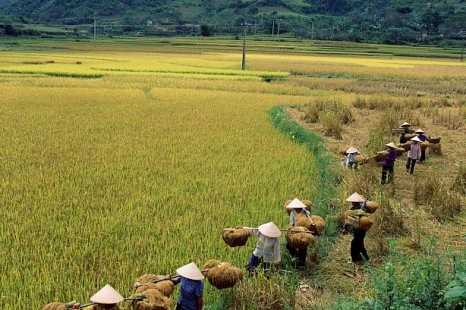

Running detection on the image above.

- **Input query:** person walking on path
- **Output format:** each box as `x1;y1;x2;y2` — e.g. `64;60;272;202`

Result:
381;142;398;185
415;129;428;162
401;122;412;134
406;136;422;175
244;222;281;273
343;193;369;263
345;147;359;170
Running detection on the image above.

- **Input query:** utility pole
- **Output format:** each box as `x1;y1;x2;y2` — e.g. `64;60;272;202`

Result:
93;14;97;40
276;19;280;38
461;46;464;62
241;22;250;70
311;20;314;40
271;18;275;36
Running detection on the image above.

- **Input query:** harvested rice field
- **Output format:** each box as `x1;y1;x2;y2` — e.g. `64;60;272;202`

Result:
0;37;465;309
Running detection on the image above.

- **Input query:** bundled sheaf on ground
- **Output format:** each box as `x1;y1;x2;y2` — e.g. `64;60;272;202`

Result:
286;226;316;249
134;274;174;297
222;228;252;247
203;260;244;289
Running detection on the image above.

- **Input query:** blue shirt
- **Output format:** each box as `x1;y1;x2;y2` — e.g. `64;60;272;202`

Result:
382;149;397;167
178;277;203;310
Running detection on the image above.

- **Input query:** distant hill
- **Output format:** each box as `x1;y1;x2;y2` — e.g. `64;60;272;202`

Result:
1;0;465;45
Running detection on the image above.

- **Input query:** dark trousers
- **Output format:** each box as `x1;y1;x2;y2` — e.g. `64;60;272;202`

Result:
286;243;307;267
351;229;369;263
406;158;417;174
245;253;271;273
420;150;426;162
381;165;394;184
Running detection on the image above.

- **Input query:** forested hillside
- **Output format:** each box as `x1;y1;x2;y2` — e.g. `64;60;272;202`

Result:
0;0;465;45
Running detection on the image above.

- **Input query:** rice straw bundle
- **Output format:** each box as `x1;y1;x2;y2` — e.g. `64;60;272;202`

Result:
373;151;389;162
343;209;353;218
302;199;313;211
131;289;172;310
344;216;359;228
395;148;405;156
296;214;313;230
206;262;243;289
42;302;65;310
421;141;430;151
203;259;221;270
355;155;369;165
339;147;349;155
134;274;174;297
365;201;379;213
286;226;316;249
284;199;293;215
222;227;252;247
358;216;374;231
427;137;441;144
429;143;442;155
84;305;122;310
310;215;326;235
405;133;416;140
399;142;412;152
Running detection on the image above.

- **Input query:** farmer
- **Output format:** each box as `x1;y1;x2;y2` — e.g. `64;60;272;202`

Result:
340;192;366;234
285;198;313;267
171;262;204;310
345;147;359;170
381;142;398;185
244;222;281;273
345;193;369;264
401;121;412;134
415;129;428;162
89;284;124;309
406;136;422;175
399;132;408;144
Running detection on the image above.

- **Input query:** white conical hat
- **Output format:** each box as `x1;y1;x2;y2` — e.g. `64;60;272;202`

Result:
90;284;124;304
386;142;397;149
176;262;204;280
285;198;307;209
401;122;410;127
415;129;424;133
410;136;422;142
258;222;281;238
346;192;365;203
346;147;359;154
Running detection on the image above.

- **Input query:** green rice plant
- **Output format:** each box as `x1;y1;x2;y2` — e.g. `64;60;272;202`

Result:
365;129;386;154
452;164;466;195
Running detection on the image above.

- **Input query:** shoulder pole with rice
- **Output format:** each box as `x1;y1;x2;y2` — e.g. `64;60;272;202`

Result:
223;227;315;234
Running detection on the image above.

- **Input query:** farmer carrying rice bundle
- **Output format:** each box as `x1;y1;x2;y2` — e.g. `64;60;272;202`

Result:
345;147;359;170
243;222;281;273
285;198;314;267
171;262;204;310
86;284;125;310
381;142;398;185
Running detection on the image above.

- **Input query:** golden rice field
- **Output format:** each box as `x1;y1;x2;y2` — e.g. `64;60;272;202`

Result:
0;37;465;309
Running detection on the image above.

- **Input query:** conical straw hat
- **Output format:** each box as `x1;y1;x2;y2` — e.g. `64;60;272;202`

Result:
258;222;281;238
386;142;397;149
346;192;365;203
90;284;124;304
401;122;411;127
285;198;307;209
176;262;204;280
346;147;359;154
410;136;422;142
415;129;424;133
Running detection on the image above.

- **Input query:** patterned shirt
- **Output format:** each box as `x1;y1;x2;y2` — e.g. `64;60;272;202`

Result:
178;277;203;310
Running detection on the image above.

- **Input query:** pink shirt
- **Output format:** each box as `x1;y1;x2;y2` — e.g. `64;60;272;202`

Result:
408;143;422;160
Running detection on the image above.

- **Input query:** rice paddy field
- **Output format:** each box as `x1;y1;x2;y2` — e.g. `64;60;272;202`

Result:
0;37;465;309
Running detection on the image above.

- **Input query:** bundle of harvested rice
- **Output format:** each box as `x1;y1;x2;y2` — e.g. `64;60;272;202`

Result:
399;141;412;152
429;143;442;155
310;215;326;235
284;199;293;215
206;262;243;289
355;155;369;165
339;147;349;155
427;137;441;144
302;199;313;211
373;151;389;162
395;148;405;156
203;259;221;270
359;216;374;231
421;141;430;151
405;133;416;140
343;209;353;218
42;302;65;310
286;226;316;249
222;228;251;247
131;289;172;310
84;305;122;310
365;201;379;213
134;275;174;297
344;215;359;228
296;214;313;230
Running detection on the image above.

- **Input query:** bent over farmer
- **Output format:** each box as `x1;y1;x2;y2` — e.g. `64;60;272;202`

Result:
244;222;281;273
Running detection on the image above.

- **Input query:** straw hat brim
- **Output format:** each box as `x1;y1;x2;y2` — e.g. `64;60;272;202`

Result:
386;142;397;149
346;192;365;203
410;136;422;142
176;262;204;281
401;122;411;127
90;284;124;304
258;222;281;237
346;147;359;154
285;198;307;209
415;129;425;133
